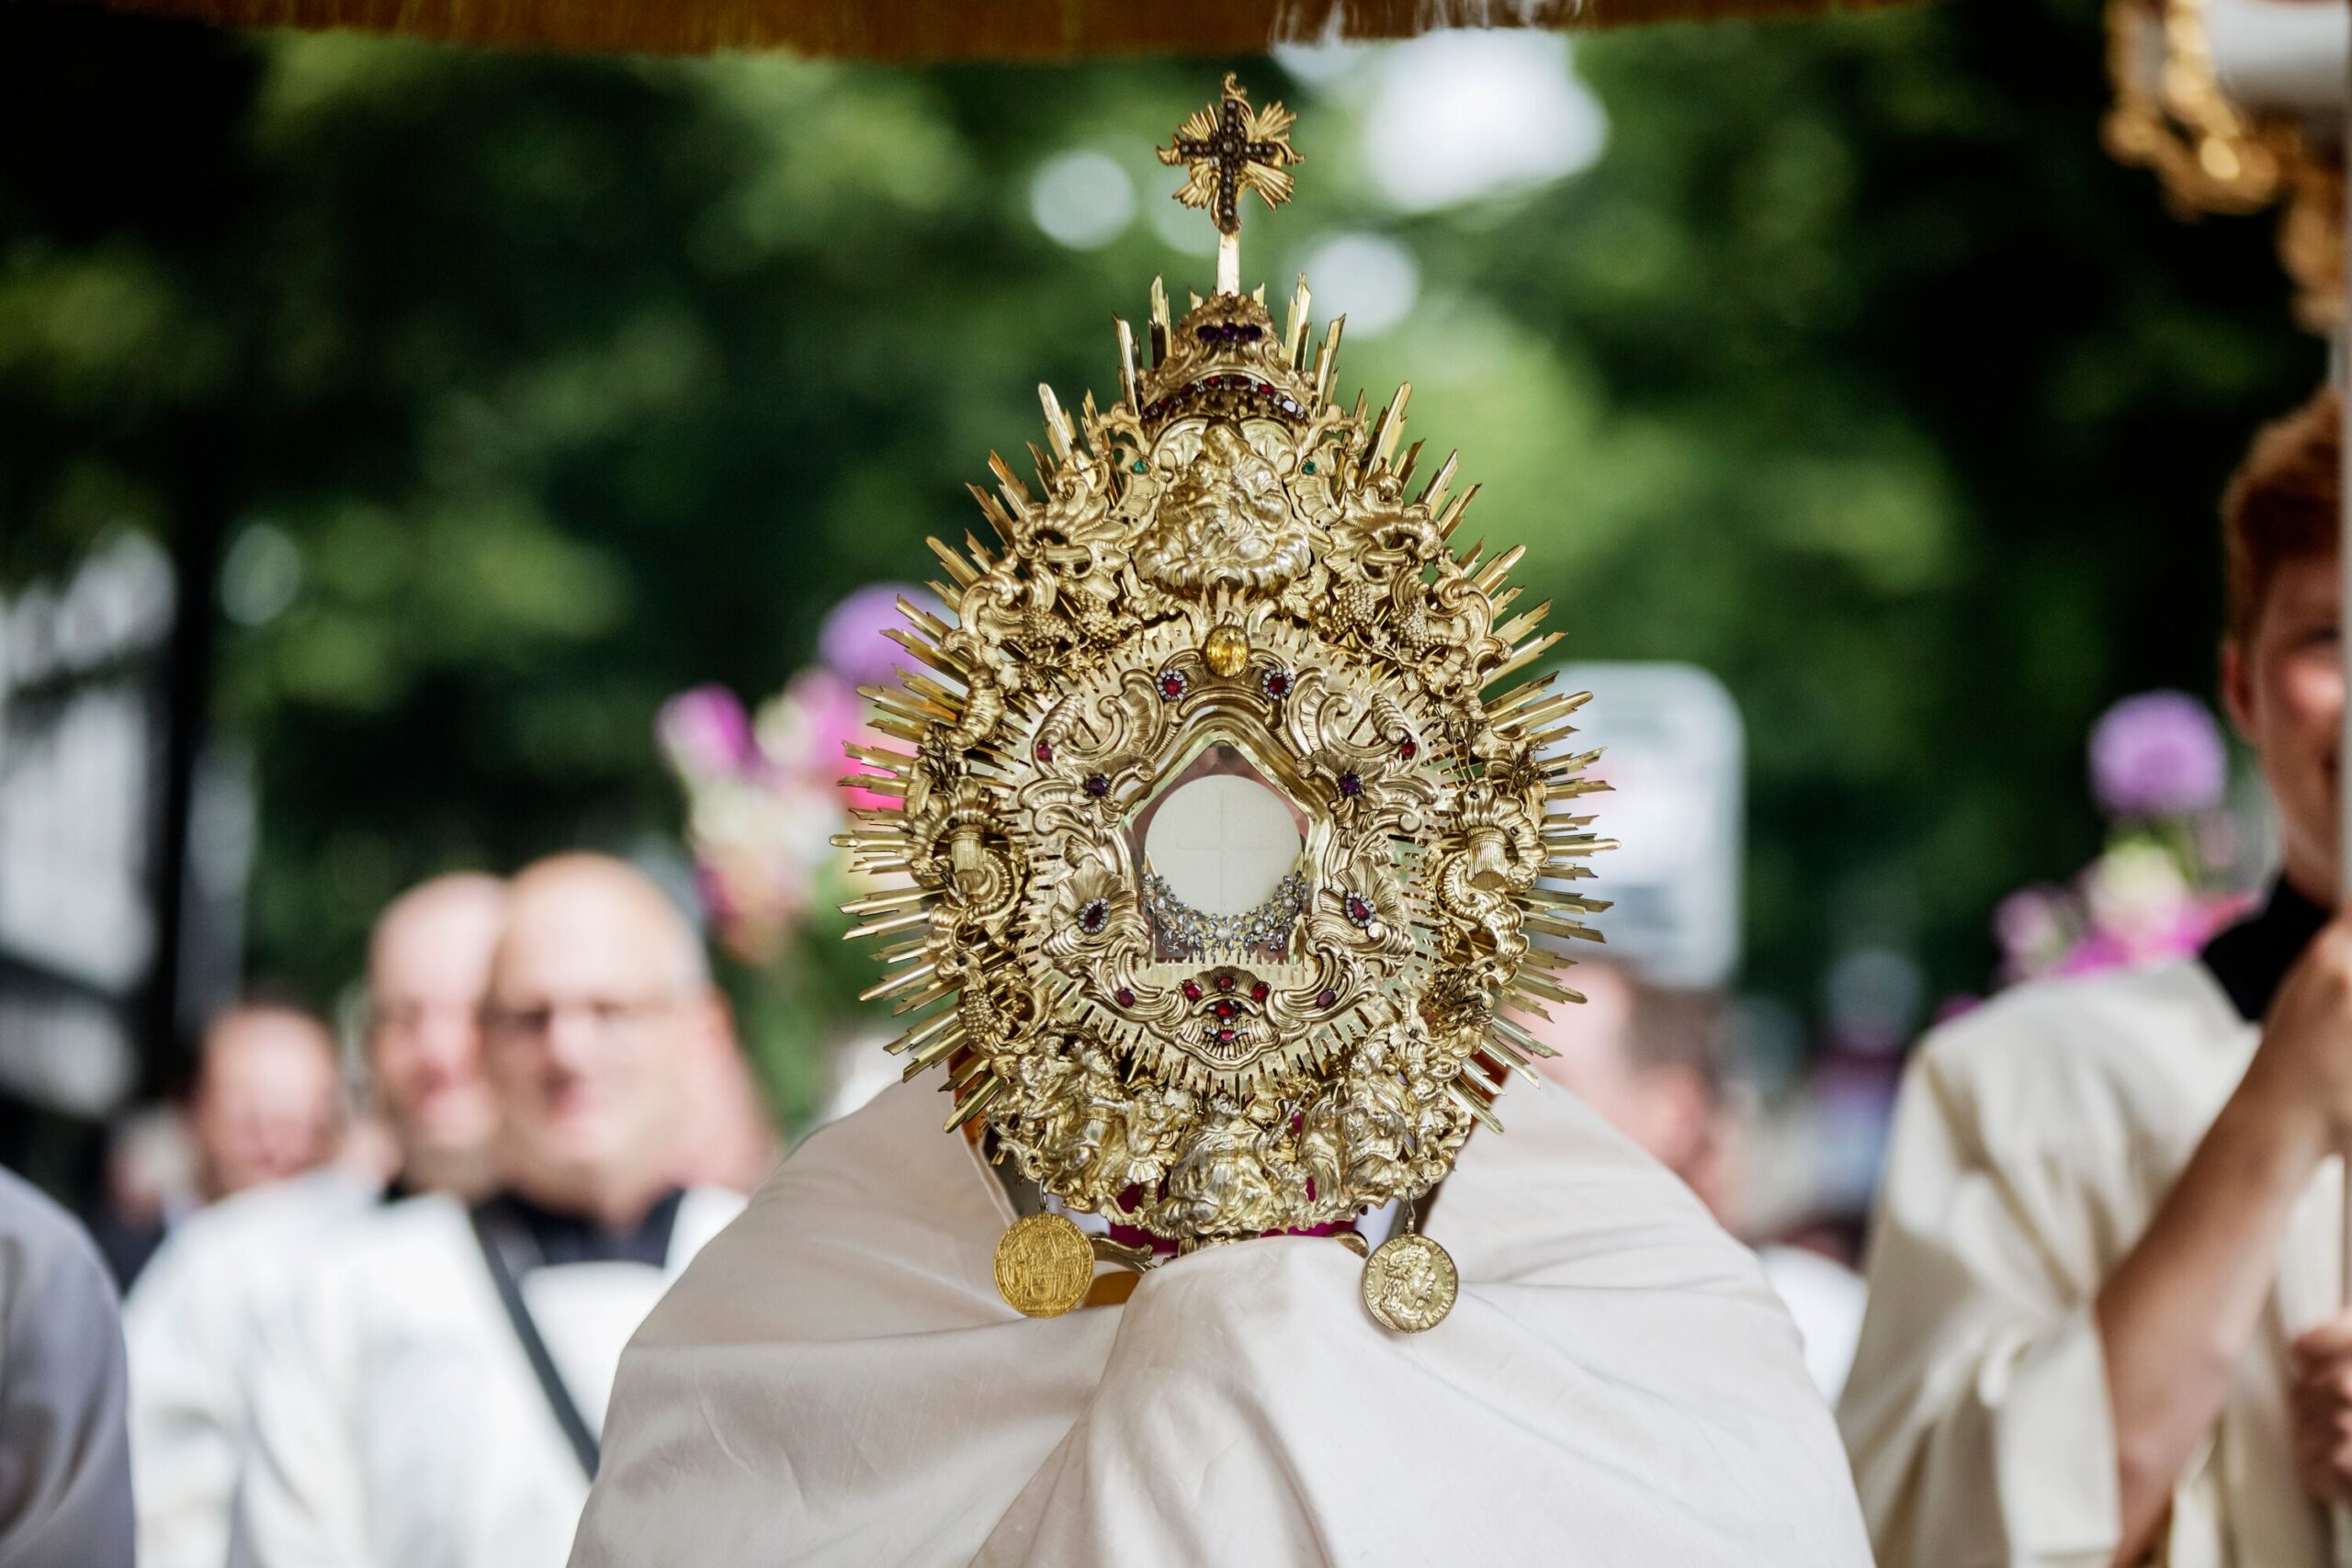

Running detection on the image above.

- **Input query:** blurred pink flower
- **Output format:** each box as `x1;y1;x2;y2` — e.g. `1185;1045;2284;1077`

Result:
819;583;941;692
756;669;896;811
658;685;753;779
2089;691;2227;819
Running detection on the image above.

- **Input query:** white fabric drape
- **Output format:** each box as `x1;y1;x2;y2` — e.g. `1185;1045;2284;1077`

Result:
572;1073;1871;1567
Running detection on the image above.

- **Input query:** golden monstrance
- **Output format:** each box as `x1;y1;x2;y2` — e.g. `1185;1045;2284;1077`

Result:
837;74;1611;1333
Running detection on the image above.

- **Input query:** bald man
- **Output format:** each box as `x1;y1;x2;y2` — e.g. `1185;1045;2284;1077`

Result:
127;874;507;1568
1527;963;1865;1401
229;854;746;1568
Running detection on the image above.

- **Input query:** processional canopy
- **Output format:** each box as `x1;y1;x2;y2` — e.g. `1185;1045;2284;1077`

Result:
837;74;1611;1331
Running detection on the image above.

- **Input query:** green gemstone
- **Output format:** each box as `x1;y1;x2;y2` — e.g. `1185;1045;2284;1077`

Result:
1302;460;1317;474
1131;460;1148;474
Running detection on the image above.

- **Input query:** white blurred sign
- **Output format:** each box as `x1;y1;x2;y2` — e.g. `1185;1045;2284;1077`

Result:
1552;661;1744;989
0;534;175;1116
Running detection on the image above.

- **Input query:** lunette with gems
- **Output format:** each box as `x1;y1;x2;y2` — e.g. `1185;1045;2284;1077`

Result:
833;73;1611;1330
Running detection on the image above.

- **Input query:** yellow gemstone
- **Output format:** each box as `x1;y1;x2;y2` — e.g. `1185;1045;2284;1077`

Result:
1204;623;1250;678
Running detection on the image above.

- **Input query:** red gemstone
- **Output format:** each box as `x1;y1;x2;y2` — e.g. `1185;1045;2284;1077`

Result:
1250;980;1270;1002
1212;999;1238;1021
1034;740;1053;761
1345;894;1374;925
1213;1028;1237;1044
1114;987;1136;1008
1398;739;1418;761
1215;973;1236;993
1182;979;1204;1002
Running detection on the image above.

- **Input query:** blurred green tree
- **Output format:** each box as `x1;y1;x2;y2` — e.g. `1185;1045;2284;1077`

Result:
0;0;2319;1129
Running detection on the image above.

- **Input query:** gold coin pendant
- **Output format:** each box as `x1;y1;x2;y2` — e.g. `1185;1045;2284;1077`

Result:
1361;1231;1457;1333
993;1212;1097;1319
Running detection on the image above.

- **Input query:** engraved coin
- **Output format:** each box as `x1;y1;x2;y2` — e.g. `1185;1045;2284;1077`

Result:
994;1213;1097;1319
1361;1232;1457;1333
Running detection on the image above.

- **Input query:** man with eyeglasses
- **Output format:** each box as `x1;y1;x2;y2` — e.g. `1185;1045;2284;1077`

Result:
228;853;745;1568
127;872;507;1568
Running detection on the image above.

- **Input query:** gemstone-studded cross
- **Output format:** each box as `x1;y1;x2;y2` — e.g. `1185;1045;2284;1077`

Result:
1160;73;1299;237
1159;75;1303;297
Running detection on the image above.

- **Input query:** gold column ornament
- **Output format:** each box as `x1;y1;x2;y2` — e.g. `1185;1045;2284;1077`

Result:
2102;0;2344;332
836;78;1611;1334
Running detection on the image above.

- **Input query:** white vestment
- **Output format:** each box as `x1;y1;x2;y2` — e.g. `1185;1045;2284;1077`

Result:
1840;959;2336;1567
125;1164;380;1568
571;1075;1871;1567
0;1168;135;1568
228;1186;741;1568
1759;1243;1867;1404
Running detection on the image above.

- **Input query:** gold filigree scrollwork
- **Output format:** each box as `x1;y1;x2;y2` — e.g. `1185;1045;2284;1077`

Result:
835;80;1613;1255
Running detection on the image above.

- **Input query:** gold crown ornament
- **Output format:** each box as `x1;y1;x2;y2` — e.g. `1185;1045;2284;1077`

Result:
836;74;1610;1333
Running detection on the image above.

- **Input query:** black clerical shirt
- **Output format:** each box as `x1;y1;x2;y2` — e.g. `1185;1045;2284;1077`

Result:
2200;879;2330;1024
473;1188;687;1272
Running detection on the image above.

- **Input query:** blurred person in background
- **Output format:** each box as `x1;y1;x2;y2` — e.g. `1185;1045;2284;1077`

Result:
1528;961;1866;1401
229;852;744;1568
84;1001;342;1296
83;1103;203;1292
187;1001;343;1206
0;1166;136;1567
126;873;507;1568
673;1009;781;1193
1840;389;2352;1567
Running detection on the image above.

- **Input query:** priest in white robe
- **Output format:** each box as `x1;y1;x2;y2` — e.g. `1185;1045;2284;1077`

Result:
571;1063;1871;1566
1840;389;2352;1565
127;872;507;1568
0;1167;135;1568
230;853;746;1568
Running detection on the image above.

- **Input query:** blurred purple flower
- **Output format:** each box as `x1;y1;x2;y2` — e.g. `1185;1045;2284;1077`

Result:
2089;690;2227;819
819;583;939;691
658;684;753;778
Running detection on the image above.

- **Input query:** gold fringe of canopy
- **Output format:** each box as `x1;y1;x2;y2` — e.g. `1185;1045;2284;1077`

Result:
95;0;1914;58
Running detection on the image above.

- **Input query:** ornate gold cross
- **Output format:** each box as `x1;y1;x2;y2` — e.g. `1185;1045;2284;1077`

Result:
1159;73;1303;296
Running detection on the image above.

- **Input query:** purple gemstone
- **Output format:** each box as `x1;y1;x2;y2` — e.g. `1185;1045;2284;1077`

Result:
1035;740;1053;762
1344;893;1374;928
1114;987;1136;1008
1084;773;1110;797
1338;772;1362;797
1261;669;1292;700
1079;898;1108;934
1317;988;1339;1010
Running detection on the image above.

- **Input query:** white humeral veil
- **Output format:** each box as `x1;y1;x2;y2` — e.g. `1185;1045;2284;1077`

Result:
571;1074;1871;1567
